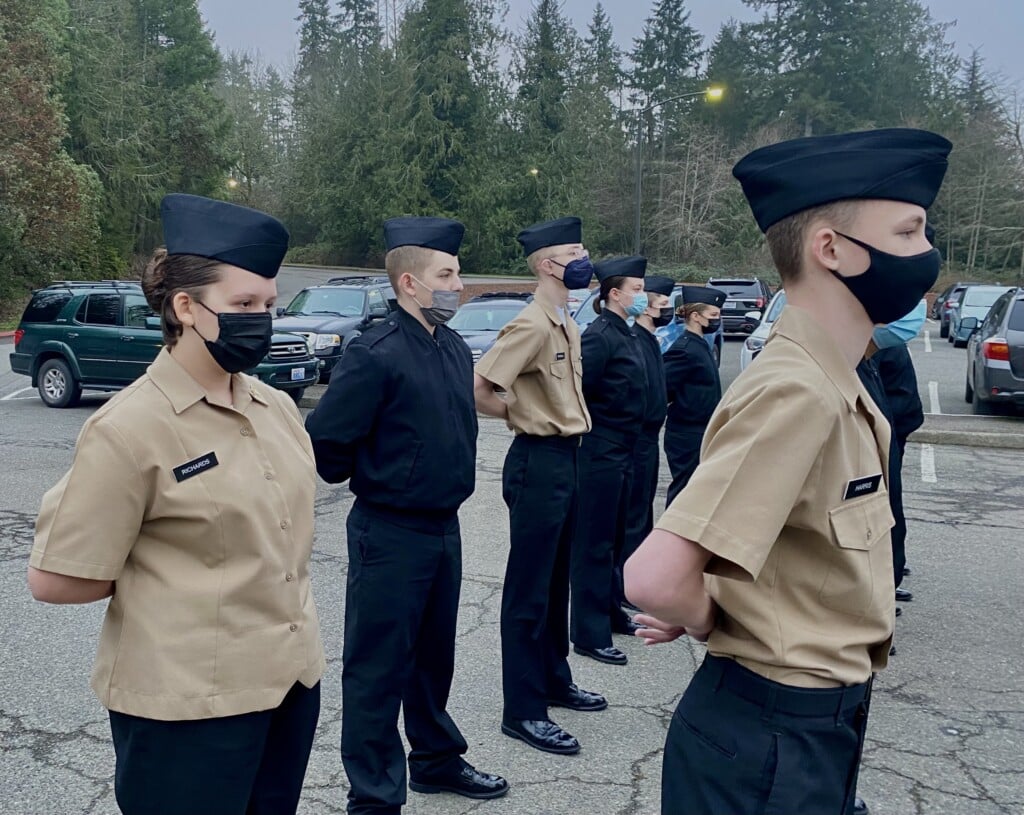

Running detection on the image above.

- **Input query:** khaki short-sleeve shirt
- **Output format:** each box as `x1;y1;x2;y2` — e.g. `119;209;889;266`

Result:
657;306;895;687
30;349;325;720
475;295;591;437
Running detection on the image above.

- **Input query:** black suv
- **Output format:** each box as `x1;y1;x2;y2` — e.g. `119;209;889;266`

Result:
448;292;533;363
706;278;773;335
273;276;398;382
10;281;321;408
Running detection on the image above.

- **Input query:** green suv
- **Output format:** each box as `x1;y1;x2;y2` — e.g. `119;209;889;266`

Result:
9;281;322;408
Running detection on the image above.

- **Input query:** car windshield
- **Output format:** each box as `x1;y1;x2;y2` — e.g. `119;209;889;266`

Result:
449;303;524;331
765;291;787;322
709;281;760;297
963;287;1010;309
285;288;366;317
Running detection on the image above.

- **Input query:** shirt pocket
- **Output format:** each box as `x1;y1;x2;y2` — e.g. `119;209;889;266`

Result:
820;493;895;616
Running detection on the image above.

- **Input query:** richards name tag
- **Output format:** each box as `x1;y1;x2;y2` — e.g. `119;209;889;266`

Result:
173;452;219;483
844;474;882;500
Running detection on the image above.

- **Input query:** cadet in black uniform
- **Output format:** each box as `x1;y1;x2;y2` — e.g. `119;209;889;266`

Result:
617;275;674;611
571;256;649;666
662;286;726;507
305;218;508;814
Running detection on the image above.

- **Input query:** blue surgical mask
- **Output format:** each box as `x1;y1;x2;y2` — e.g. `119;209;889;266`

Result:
872;299;927;349
625;292;649;318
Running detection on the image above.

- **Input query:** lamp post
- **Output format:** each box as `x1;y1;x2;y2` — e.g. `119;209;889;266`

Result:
632;86;724;254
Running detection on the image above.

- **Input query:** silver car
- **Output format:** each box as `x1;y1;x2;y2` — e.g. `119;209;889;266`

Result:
963;287;1024;415
739;289;787;371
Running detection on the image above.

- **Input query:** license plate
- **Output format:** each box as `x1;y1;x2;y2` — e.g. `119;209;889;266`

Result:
291;367;305;381
725;300;738;308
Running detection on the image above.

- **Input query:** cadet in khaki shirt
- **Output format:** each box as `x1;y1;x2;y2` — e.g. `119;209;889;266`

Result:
624;129;951;815
27;195;325;815
474;216;607;757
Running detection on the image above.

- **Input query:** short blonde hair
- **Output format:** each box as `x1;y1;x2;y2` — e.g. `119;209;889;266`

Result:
385;245;432;288
764;200;859;282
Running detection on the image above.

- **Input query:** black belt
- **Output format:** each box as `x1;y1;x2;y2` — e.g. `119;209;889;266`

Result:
702;654;870;718
514;433;582;449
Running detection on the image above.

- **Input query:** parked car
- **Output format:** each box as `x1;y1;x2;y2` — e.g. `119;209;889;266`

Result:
573;285;724;367
567;288;594;316
448;293;532;363
9;281;321;408
705;277;772;335
273;275;397;382
963;287;1024;415
739;288;788;371
932;281;981;336
948;285;1014;347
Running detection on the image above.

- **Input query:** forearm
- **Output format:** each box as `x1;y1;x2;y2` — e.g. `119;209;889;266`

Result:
28;567;114;605
473;376;509;420
624;529;716;634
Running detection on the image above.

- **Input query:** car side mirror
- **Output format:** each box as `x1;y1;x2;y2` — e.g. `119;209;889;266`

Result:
275;307;286;317
144;316;161;330
961;316;979;332
368;305;389;319
745;310;762;321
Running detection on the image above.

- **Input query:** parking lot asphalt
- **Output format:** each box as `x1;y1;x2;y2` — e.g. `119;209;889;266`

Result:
2;320;1023;814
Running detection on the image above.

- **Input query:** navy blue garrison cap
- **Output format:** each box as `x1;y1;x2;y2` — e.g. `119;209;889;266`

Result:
644;275;675;297
161;194;289;279
517;216;582;256
681;285;726;308
733;128;952;233
595;255;647;283
384;217;464;255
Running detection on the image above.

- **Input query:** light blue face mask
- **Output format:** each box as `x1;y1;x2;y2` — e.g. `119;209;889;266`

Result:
625;292;649;318
873;299;927;349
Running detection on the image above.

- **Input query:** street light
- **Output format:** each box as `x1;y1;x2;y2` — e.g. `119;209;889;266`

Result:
632;86;725;253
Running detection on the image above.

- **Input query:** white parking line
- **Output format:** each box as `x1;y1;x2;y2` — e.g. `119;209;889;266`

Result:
923;330;932;353
928;380;941;415
920;443;937;483
0;386;33;401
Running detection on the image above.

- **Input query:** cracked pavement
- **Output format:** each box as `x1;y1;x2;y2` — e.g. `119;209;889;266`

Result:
1;336;1022;814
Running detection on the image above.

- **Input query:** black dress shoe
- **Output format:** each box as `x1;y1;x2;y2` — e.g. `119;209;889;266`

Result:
889;645;897;657
611;617;644;635
895;588;913;602
853;796;869;815
409;762;509;800
620;599;642;613
903;565;912;577
501;718;580;755
895;606;902;617
548;683;608;712
573;644;628;665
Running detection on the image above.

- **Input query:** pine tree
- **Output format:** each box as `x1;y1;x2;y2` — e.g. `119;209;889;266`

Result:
631;0;704;106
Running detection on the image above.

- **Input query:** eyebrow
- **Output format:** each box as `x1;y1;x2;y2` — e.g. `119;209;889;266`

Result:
898;215;925;229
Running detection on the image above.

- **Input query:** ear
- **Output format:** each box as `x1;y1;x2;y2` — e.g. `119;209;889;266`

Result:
809;227;842;273
398;271;417;297
172;291;195;328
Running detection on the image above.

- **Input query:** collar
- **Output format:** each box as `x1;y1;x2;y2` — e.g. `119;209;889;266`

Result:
149;347;268;415
769;306;861;412
396;304;440;341
534;292;568;326
601;309;633;335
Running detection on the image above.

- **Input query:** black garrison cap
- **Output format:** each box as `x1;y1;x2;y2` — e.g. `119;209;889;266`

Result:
595;255;647;283
516;216;582;256
732;128;952;233
383;217;465;255
160;194;290;278
644;275;675;297
680;285;726;308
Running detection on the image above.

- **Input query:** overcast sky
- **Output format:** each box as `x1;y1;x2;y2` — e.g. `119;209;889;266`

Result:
197;0;1024;88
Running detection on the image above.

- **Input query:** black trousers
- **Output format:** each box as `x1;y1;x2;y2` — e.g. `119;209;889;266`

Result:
891;444;908;587
109;680;320;815
341;501;468;815
662;655;872;815
571;431;634;650
616;430;660;608
664;425;703;508
500;434;577;720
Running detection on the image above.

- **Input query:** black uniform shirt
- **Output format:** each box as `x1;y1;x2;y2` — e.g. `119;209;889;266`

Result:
633;324;668;433
872;343;924;451
664;331;722;430
580;310;648;439
305;307;477;515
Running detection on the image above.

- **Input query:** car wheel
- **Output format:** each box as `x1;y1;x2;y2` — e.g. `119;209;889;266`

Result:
939;321;949;338
953;338;966;348
972;394;994;415
289;388;305;403
37;358;82;408
964;372;974;403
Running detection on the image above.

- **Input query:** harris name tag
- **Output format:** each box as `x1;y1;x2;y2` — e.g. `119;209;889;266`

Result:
844;474;882;500
173;452;219;483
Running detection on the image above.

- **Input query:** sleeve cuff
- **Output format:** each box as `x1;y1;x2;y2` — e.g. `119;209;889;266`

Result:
655;509;763;582
29;549;120;581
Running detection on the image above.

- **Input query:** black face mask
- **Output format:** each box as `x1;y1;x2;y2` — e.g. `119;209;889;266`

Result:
702;319;721;335
833;232;941;325
194;301;273;374
653;307;674;328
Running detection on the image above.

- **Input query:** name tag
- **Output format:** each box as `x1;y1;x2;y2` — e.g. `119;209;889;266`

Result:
555;352;566;360
843;474;882;500
173;452;219;483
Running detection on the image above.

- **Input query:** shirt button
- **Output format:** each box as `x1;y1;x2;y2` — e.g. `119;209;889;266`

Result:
289;623;298;632
264;472;274;480
285;573;294;582
240;427;251;437
866;528;873;540
280;520;289;530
